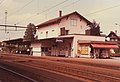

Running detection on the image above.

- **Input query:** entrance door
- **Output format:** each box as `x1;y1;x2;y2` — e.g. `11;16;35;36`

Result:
68;43;71;57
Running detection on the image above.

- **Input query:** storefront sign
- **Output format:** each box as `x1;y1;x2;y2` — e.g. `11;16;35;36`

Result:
56;38;63;42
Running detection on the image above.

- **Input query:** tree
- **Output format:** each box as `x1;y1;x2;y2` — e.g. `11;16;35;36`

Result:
24;23;36;41
86;20;101;36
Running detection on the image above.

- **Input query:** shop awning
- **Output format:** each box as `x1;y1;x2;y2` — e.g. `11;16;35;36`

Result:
91;44;118;49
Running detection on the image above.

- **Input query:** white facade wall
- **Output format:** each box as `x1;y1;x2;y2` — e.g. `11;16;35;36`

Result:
32;12;104;57
75;35;105;41
59;14;89;35
31;43;41;56
37;24;60;39
72;35;105;57
36;13;90;40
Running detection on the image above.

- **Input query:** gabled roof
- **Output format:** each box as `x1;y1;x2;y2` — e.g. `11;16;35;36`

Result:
36;11;92;28
107;31;119;39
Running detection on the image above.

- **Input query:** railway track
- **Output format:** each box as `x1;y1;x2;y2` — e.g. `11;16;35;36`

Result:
15;59;120;82
0;60;85;82
1;54;120;82
1;54;120;71
0;65;38;82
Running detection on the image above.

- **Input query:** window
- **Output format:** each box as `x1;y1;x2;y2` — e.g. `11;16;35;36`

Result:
46;31;48;37
115;39;118;41
65;30;69;35
110;39;114;41
52;30;55;32
80;26;82;29
70;19;77;26
60;27;65;35
41;47;51;52
40;32;43;34
80;45;89;55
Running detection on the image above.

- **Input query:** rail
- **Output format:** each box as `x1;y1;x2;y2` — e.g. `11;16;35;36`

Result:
17;60;120;82
0;65;38;82
1;54;120;82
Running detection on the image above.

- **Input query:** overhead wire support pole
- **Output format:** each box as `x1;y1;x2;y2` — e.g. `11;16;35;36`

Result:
0;24;27;28
14;24;17;31
5;10;7;33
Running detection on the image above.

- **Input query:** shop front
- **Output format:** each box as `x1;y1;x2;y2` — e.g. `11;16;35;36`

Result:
78;41;118;58
32;37;73;57
91;43;118;58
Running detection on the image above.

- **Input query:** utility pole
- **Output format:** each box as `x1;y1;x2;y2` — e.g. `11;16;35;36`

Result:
5;10;7;33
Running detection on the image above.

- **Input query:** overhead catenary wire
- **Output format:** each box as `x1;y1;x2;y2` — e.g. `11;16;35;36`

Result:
8;0;34;16
1;0;120;30
0;28;25;31
16;0;69;24
0;24;27;32
34;0;81;23
0;0;4;5
59;0;81;9
0;0;5;10
0;24;27;28
0;0;34;22
85;3;120;16
43;0;81;17
16;0;120;25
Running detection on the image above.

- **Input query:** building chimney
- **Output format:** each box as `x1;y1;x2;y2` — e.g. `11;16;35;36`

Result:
59;10;62;17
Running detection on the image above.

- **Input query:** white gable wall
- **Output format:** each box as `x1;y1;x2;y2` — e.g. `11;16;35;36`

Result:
36;13;90;40
59;14;89;34
37;24;60;39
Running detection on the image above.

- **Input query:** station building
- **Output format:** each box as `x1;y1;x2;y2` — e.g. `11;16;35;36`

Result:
31;11;118;58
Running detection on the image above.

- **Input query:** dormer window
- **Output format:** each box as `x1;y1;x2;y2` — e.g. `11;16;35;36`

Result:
70;19;77;26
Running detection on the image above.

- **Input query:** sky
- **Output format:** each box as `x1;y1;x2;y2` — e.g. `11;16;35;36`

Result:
0;0;120;41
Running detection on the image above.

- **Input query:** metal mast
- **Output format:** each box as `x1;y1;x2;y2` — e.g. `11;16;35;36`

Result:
5;10;7;33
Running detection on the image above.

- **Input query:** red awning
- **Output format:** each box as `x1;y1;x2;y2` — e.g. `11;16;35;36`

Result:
91;44;118;49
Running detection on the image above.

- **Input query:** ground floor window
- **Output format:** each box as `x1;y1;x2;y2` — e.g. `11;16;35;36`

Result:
41;47;51;52
78;45;89;55
91;48;110;58
81;46;89;55
41;47;51;56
